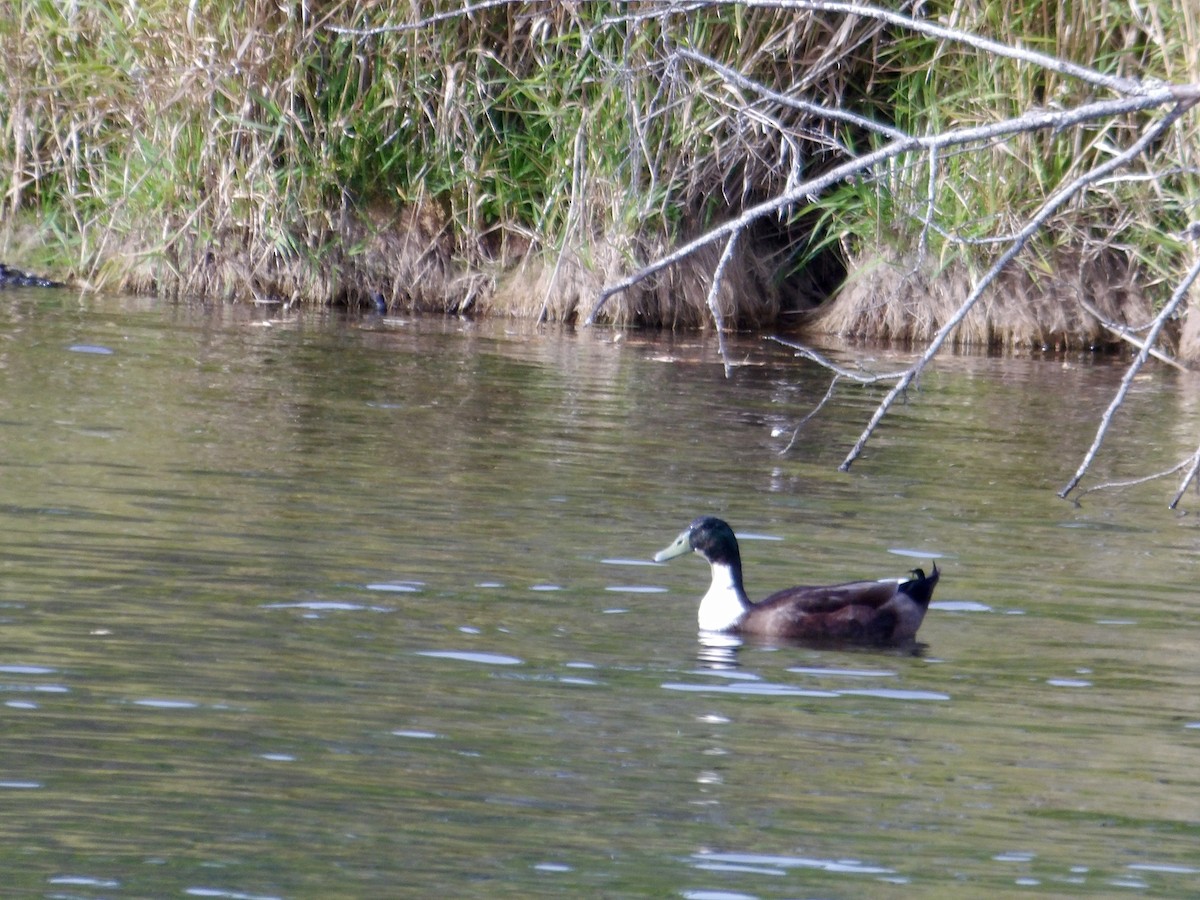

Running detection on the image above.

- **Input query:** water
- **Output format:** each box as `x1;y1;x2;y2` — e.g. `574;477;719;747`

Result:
1;290;1199;897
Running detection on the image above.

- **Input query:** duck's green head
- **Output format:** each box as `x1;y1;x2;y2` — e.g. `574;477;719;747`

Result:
654;516;742;568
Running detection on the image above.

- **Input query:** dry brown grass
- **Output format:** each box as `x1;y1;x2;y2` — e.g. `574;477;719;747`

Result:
484;235;783;328
811;248;1155;348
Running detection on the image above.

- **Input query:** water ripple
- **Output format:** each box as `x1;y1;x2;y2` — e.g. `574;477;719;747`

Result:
133;699;200;709
0;684;69;694
262;601;393;613
888;547;945;559
663;681;839;697
932;600;991;612
417;650;524;666
533;862;573;873
839;688;951;701
690;850;894;876
787;666;896;678
664;679;948;701
49;875;121;888
365;581;424;593
1128;863;1199;875
0;665;57;675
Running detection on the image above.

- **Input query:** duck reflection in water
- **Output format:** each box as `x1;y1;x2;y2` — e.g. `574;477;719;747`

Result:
694;630;928;671
696;630;744;669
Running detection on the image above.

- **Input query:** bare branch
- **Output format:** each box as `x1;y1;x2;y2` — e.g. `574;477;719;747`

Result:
674;47;909;141
780;374;842;454
1059;251;1200;498
704;232;740;376
322;0;1200;506
1077;299;1188;372
1070;457;1195;504
585;89;1190;325
766;335;909;383
842;102;1196;471
538;118;589;324
1170;450;1200;510
327;0;522;37
740;1;1151;97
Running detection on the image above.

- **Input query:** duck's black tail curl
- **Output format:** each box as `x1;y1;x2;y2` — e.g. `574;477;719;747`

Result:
902;562;940;608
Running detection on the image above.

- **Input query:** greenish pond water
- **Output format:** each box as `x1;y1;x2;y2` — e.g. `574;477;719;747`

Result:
0;290;1199;898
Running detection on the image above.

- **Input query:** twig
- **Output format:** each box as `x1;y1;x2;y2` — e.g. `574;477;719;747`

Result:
766;335;909;383
704;232;740;376
1070;457;1194;503
781;374;842;454
327;0;521;36
766;335;918;454
916;145;938;264
1060;251;1200;498
538;118;588;324
739;1;1151;97
674;47;908;142
1077;298;1188;372
1169;449;1200;509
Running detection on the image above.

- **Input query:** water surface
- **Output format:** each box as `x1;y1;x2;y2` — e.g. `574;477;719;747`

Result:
0;290;1198;897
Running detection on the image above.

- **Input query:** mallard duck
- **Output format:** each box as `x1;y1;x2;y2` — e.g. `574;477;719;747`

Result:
654;516;939;644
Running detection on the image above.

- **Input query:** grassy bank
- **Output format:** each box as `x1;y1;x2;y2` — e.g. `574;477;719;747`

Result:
1;1;1197;343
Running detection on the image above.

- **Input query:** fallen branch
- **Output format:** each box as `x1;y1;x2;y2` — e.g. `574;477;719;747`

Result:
328;1;1200;507
1068;458;1194;504
741;1;1151;97
842;102;1195;471
780;373;842;454
1170;449;1200;509
1059;252;1200;499
584;87;1190;327
766;335;908;383
674;46;908;143
704;232;740;376
1077;298;1188;373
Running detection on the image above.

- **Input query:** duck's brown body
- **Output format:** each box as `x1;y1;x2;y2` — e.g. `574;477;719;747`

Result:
655;516;939;645
736;574;938;644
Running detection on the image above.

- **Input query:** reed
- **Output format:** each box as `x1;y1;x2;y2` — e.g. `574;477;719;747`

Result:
1;1;1195;342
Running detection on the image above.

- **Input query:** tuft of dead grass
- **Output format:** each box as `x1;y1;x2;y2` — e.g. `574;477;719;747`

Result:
485;235;782;328
809;248;1155;348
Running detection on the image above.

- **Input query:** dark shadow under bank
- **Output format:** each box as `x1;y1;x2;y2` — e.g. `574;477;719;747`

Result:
312;208;1169;355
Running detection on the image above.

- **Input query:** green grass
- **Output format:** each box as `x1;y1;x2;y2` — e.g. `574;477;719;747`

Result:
854;0;1200;289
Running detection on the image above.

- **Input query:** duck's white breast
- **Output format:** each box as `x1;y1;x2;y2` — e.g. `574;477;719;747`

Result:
697;562;748;632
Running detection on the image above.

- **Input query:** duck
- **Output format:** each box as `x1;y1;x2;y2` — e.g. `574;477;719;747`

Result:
654;516;939;644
